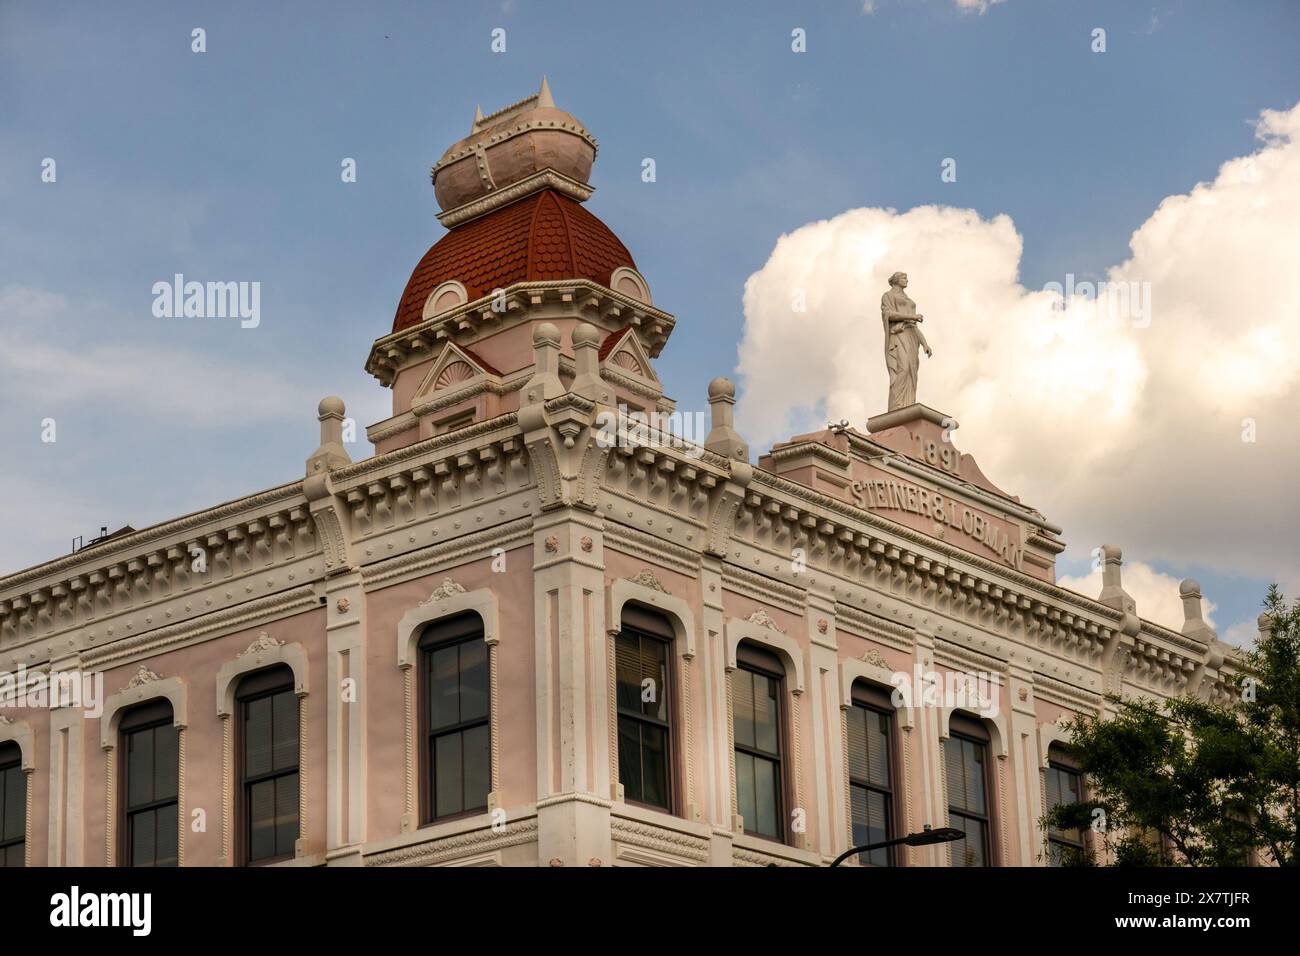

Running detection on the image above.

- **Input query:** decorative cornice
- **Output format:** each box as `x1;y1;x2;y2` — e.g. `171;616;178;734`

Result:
0;481;305;594
82;586;319;671
834;604;914;650
364;818;540;867
609;816;709;863
361;517;534;591
719;565;804;615
436;168;595;228
333;414;521;483
603;523;700;577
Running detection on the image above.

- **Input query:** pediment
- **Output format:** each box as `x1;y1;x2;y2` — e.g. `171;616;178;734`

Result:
413;342;499;403
601;329;660;386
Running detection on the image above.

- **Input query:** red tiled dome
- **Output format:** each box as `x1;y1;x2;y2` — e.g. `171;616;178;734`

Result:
392;190;635;333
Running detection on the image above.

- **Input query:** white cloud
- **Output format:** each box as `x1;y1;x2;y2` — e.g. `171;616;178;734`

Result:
1057;561;1215;632
954;0;1006;14
736;102;1300;590
0;285;320;427
1221;617;1261;648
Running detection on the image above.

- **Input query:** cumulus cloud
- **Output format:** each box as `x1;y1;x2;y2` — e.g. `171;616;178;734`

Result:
1057;561;1215;632
736;102;1300;593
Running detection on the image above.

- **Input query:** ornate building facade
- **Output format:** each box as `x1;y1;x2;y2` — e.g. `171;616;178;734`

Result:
0;82;1246;868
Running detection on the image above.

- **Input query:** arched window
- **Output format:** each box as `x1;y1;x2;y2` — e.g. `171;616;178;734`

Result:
615;605;676;812
0;742;23;868
419;612;489;822
120;699;178;867
848;681;898;865
237;665;299;865
733;642;787;841
1045;744;1085;866
945;712;993;866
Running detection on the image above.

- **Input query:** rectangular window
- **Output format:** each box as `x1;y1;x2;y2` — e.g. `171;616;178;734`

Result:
945;715;992;866
847;683;896;866
421;614;490;822
0;743;24;868
734;644;785;841
121;700;179;867
616;607;674;812
239;668;299;864
1045;758;1085;866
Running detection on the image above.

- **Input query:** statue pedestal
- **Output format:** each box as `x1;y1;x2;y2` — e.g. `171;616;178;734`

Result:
866;403;957;435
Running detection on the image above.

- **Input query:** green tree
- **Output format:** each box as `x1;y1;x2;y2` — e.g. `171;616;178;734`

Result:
1042;585;1300;866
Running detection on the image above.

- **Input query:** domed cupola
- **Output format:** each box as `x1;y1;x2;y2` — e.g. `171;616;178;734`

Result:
366;80;674;456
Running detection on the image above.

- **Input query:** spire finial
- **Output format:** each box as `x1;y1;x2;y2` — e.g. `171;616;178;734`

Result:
472;104;484;132
538;75;554;109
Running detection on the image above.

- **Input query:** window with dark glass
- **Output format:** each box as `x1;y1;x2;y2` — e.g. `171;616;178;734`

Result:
120;700;179;867
944;713;992;866
420;613;489;822
616;606;674;811
1045;748;1085;866
733;643;785;841
238;666;299;864
0;742;24;868
848;682;896;866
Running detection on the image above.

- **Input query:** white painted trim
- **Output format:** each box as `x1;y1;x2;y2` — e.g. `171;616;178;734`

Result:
423;280;469;320
215;640;309;718
1038;719;1077;769
0;718;35;771
839;659;915;730
100;676;188;750
937;706;1009;759
395;583;500;829
608;576;697;659
609;267;651;306
724;618;804;694
396;584;500;670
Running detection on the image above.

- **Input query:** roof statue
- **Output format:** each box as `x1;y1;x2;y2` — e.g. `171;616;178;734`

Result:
880;271;933;411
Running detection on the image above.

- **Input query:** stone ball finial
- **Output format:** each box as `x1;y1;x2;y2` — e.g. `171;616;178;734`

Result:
1101;544;1122;562
533;322;561;348
318;396;346;418
1258;612;1273;634
572;323;601;348
708;377;736;401
1180;579;1202;598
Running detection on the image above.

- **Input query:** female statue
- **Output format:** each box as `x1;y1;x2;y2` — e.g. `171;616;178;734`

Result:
880;271;932;410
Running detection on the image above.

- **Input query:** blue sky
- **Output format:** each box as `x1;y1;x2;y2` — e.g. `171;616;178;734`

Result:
2;0;1298;640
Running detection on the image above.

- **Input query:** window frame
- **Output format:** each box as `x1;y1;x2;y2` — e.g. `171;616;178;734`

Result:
118;699;179;868
0;741;24;868
1045;748;1087;866
235;665;299;867
848;681;900;866
733;642;790;844
614;605;680;815
945;713;994;867
418;612;491;826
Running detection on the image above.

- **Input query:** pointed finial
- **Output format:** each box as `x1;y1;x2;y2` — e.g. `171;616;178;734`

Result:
538;75;555;109
472;104;484;132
